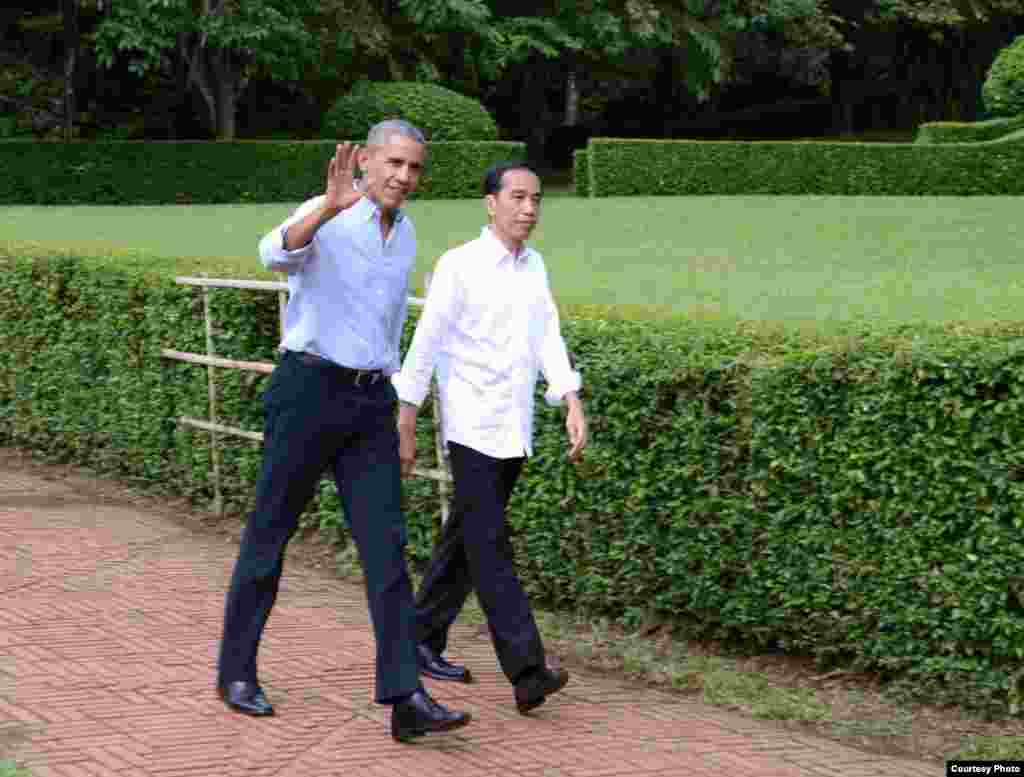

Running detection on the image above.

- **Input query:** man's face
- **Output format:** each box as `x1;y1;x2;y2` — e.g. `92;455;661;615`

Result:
486;169;542;246
358;134;426;212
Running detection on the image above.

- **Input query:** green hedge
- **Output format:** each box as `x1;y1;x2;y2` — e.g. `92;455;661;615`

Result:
572;149;590;197
322;81;499;141
580;135;1024;196
5;242;1024;714
915;114;1024;144
0;140;525;204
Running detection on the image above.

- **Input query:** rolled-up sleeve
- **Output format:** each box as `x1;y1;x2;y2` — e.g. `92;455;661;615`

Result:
392;253;460;407
258;196;324;273
539;287;582;406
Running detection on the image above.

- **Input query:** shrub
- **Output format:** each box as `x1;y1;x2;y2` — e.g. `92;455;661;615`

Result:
321;81;498;142
5;241;1024;713
581;135;1024;196
915;114;1024;144
572;149;590;196
983;35;1024;119
0;139;524;203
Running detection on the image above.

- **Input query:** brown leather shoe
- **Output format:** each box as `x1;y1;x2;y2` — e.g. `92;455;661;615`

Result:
218;680;274;717
514;666;569;714
391;688;471;742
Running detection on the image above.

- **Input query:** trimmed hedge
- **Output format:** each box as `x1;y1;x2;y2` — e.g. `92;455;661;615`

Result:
915;114;1024;144
5;243;1024;713
0;140;525;204
572;148;590;197
984;35;1024;119
580;135;1024;196
322;81;498;142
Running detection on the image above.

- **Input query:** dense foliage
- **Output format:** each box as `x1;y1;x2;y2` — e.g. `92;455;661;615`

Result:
578;135;1024;196
6;1;1023;150
5;241;1024;714
0;140;524;203
321;81;498;141
572;148;590;196
983;35;1024;118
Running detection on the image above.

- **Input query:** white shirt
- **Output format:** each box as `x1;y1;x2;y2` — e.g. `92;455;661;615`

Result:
258;193;415;373
392;226;582;459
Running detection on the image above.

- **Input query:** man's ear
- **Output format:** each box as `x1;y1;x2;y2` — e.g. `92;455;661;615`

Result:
485;193;497;218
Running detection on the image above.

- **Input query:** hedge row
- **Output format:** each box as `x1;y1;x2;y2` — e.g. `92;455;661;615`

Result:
0;140;525;204
5;242;1024;713
915;114;1024;144
572;148;590;196
577;134;1024;196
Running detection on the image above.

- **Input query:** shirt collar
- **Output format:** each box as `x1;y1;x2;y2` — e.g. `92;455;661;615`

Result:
480;226;529;266
353;181;405;224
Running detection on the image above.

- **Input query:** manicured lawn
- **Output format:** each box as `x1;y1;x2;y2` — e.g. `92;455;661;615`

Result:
2;196;1021;328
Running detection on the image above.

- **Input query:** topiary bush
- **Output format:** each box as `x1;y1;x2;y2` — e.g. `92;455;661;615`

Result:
321;81;499;141
983;35;1024;118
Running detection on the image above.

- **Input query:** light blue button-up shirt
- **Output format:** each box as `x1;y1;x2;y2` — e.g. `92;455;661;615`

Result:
258;193;416;373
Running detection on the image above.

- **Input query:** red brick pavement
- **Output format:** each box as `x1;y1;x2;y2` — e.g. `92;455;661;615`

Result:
0;463;940;777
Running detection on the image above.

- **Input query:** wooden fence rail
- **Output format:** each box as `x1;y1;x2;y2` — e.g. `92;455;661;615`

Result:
161;275;451;522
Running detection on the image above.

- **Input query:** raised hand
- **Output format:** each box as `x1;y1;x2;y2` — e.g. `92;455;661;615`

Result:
324;142;364;213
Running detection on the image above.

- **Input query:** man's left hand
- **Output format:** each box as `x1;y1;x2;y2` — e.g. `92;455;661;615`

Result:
398;402;418;478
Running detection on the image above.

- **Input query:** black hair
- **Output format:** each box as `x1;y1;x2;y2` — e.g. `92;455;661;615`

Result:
482;161;540;196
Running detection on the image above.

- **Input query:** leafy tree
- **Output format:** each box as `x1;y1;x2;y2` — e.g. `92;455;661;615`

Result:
854;0;1024;121
92;0;319;139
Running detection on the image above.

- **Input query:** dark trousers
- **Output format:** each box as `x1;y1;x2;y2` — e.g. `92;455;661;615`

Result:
415;440;545;684
218;351;420;703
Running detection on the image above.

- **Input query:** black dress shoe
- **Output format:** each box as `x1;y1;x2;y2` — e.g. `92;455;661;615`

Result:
218;680;274;717
391;688;471;742
514;666;569;714
416;643;473;683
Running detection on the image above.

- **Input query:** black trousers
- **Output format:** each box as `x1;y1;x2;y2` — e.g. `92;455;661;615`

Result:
217;351;420;703
415;440;545;684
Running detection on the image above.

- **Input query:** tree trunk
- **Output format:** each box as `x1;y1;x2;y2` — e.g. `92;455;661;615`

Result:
62;0;79;141
190;0;239;139
173;32;190;139
564;62;579;126
519;56;555;163
187;36;245;139
828;51;855;135
214;53;237;140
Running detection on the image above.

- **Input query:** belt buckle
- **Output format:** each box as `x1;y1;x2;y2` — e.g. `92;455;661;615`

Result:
353;369;379;387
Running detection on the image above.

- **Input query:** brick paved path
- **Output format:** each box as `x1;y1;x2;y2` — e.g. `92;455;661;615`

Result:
0;460;939;777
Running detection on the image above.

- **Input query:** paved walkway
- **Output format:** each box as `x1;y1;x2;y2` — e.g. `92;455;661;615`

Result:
0;455;940;777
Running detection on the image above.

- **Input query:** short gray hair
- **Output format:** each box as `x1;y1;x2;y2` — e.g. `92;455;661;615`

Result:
366;119;426;146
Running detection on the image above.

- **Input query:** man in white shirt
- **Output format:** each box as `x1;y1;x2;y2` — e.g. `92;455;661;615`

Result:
217;120;470;742
392;161;588;715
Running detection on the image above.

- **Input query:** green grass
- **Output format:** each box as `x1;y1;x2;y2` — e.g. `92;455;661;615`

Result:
2;196;1023;329
0;761;29;777
953;736;1024;759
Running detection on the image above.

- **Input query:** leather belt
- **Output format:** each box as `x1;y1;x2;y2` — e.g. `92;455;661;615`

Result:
292;351;385;386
